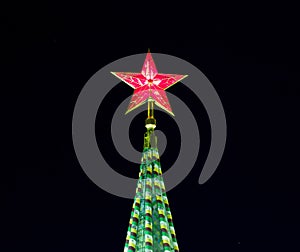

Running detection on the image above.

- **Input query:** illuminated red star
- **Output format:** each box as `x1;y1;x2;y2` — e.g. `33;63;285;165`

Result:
111;51;188;116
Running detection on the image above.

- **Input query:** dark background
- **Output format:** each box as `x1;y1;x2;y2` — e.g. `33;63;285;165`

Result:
5;1;300;251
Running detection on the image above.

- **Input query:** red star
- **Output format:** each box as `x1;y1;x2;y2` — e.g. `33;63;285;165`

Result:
111;51;188;116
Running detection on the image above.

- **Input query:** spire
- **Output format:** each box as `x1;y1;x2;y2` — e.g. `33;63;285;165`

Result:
124;130;179;252
111;50;185;251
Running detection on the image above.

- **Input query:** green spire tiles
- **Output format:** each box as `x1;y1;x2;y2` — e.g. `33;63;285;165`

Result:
124;130;179;252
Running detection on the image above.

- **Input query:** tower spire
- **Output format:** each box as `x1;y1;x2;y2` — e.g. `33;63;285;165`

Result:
111;51;187;252
124;110;179;251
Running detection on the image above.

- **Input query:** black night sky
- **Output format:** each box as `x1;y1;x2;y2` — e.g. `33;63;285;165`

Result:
5;2;300;251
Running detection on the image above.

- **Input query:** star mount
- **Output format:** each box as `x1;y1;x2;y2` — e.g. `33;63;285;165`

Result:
111;51;188;116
